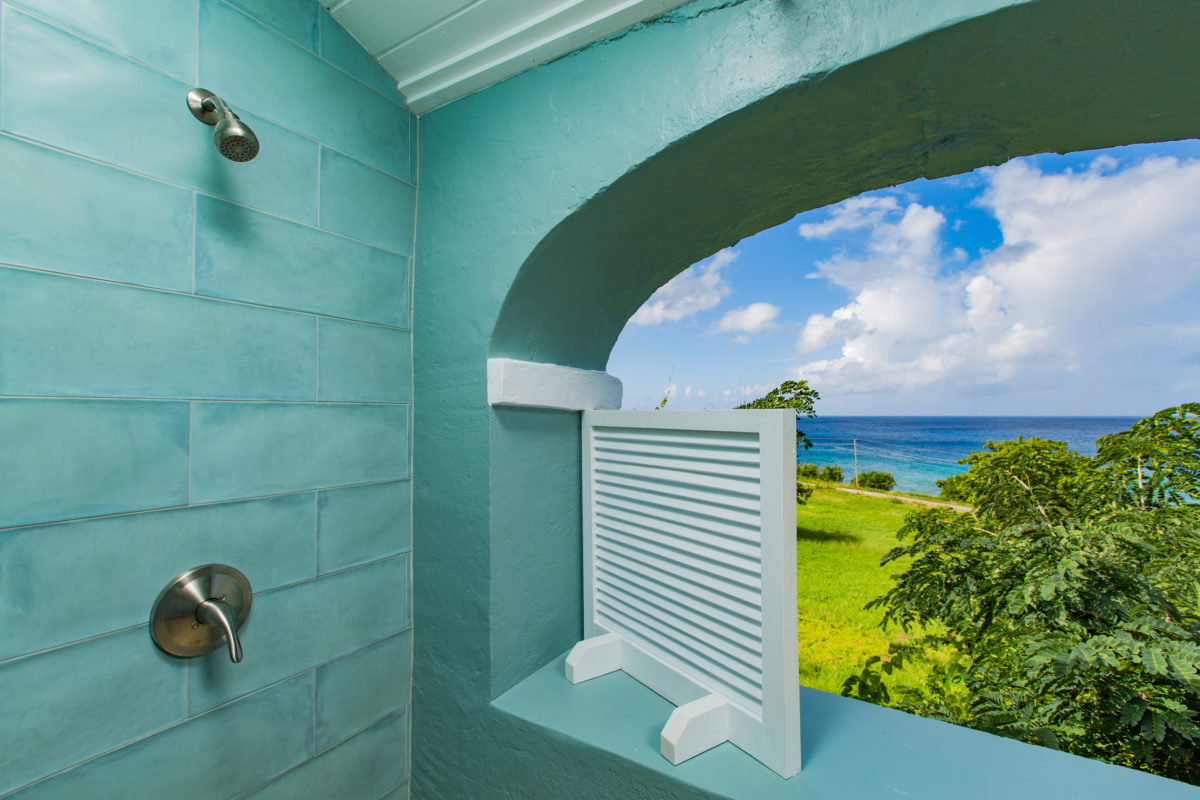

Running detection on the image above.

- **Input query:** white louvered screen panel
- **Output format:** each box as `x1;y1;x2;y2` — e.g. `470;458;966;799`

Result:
581;409;800;778
591;426;766;715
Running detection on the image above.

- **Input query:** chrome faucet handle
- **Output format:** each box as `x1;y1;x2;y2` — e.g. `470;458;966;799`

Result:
196;598;244;663
151;564;252;663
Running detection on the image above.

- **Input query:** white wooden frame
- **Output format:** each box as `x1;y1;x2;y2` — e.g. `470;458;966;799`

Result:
568;409;800;778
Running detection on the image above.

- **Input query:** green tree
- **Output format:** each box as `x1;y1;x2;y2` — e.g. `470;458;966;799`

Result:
843;404;1200;784
935;472;970;502
858;471;896;492
737;379;821;505
736;379;820;449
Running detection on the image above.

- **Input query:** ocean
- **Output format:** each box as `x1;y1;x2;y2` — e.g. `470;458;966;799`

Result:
795;416;1141;496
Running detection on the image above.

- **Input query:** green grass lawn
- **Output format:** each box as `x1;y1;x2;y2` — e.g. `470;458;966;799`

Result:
795;486;928;693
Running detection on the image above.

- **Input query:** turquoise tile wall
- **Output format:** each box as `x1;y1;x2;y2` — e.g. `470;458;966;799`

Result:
0;628;185;795
0;267;317;399
0;0;414;796
194;194;411;326
317;12;398;98
0;8;322;223
189;402;410;501
317;481;412;572
10;674;316;800
199;0;411;179
246;707;410;800
187;554;409;712
319;147;416;254
0;399;190;527
0;135;193;289
7;0;198;80
317;318;413;403
315;631;413;749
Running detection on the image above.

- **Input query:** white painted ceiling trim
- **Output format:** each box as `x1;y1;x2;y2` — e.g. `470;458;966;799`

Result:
320;0;692;113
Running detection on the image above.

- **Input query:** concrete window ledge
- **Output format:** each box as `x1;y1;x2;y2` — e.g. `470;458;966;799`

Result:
494;652;1200;799
487;358;622;411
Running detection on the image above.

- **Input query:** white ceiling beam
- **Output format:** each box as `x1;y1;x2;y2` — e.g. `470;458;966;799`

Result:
327;0;691;114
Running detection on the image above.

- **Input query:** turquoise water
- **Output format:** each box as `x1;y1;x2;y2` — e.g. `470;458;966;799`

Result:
796;416;1140;496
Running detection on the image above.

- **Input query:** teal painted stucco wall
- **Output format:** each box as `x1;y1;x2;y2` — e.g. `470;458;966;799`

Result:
0;1;414;797
414;0;1200;797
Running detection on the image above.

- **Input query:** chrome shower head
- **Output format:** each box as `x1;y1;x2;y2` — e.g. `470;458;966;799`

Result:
187;88;260;162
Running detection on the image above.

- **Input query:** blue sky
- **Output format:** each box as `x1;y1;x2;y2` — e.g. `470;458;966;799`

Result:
608;140;1200;415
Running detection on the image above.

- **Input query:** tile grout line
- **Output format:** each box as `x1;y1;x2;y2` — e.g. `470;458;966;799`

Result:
187;400;193;505
0;261;413;331
193;0;200;85
232;703;411;800
0;477;412;535
0;126;415;229
190;191;197;294
0;670;321;798
0;0;6;132
6;2;195;84
0;393;412;406
406;114;417;796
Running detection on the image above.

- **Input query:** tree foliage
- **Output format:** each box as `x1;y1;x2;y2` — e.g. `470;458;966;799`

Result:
819;464;844;483
936;472;970;502
736;380;820;451
843;404;1200;784
858;471;896;492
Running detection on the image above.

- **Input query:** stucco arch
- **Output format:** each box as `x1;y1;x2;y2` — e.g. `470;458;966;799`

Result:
416;1;1200;797
491;0;1200;372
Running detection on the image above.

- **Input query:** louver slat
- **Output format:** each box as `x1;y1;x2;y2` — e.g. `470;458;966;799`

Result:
580;410;800;777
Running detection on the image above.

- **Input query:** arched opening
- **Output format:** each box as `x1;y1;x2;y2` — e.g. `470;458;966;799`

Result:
599;137;1200;761
491;0;1200;372
434;0;1200;795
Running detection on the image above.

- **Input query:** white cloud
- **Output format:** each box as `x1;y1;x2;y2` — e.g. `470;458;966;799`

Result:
798;195;901;239
797;307;865;353
709;302;781;336
803;202;947;291
792;153;1200;403
629;248;737;326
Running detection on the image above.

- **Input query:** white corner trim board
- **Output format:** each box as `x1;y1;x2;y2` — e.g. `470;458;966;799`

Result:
487;358;623;411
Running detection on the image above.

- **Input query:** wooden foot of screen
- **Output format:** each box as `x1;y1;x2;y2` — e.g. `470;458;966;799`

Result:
660;694;731;765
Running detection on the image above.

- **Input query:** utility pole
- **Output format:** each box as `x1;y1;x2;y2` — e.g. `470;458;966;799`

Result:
853;439;859;488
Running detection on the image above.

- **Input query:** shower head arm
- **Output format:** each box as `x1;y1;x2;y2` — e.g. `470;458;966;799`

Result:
187;88;235;126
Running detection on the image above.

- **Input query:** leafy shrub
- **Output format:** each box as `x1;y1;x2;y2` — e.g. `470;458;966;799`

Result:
936;472;970;502
819;465;844;483
843;404;1200;784
798;463;820;479
858;471;896;491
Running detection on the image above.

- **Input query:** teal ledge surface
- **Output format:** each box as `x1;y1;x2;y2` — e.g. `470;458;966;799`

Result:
495;653;1200;800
